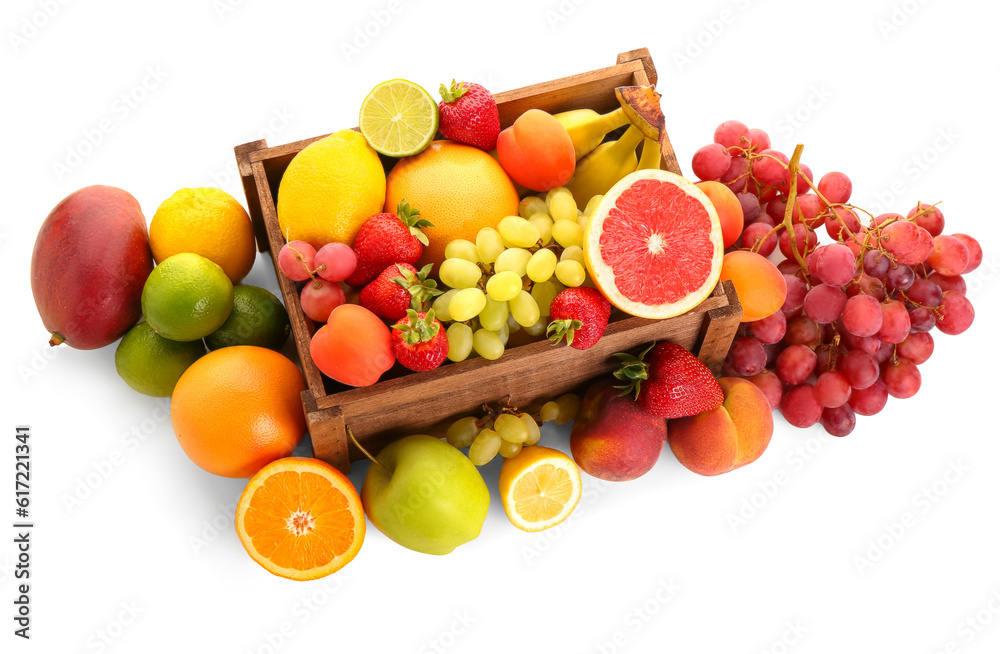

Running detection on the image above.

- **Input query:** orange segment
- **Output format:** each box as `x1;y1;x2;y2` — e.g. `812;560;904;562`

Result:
499;446;582;532
236;457;365;581
584;169;723;319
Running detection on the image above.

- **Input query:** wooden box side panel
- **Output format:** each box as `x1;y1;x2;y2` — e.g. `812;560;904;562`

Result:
309;283;740;468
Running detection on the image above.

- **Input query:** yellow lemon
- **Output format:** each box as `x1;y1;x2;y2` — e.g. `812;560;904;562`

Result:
277;129;386;249
498;445;582;532
150;187;256;283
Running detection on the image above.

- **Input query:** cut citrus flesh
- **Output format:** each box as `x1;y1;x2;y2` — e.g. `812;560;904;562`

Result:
499;446;582;532
584;169;723;319
359;79;439;157
236;457;365;581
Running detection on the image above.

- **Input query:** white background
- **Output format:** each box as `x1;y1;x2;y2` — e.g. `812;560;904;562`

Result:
3;0;999;652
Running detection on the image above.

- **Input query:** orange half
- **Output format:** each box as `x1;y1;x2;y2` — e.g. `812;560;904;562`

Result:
235;457;365;581
584;169;723;319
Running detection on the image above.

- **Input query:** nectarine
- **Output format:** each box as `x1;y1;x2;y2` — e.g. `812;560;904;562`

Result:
570;380;667;481
667;377;772;476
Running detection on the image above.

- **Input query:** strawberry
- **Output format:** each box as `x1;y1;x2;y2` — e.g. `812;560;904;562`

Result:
360;263;441;322
547;287;611;350
438;80;501;152
346;201;433;287
614;342;724;418
391;309;449;372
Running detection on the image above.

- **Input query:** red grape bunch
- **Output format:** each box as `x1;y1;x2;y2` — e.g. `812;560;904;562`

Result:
693;120;981;437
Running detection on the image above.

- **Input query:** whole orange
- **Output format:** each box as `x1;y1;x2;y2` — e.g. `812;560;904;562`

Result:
170;346;307;478
384;140;519;267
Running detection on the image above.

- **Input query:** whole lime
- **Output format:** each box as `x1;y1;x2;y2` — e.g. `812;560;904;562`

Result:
205;285;290;351
115;322;206;396
141;252;234;341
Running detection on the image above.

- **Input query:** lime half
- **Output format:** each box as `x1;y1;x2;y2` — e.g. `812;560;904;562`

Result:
359;79;439;157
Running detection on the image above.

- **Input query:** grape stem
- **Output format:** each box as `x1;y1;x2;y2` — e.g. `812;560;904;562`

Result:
781;144;809;274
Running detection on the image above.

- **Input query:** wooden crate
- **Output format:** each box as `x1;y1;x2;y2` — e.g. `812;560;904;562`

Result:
235;48;742;473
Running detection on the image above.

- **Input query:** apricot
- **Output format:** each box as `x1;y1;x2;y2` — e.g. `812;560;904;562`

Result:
310;304;394;386
696;181;743;248
720;250;787;322
496;109;575;191
667;377;773;476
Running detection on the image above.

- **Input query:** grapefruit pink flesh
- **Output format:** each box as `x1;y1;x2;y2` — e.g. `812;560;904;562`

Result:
585;170;723;319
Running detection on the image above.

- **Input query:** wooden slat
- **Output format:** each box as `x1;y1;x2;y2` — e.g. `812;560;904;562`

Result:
697;280;743;373
234;139;269;252
494;61;644;128
250;160;326;398
310;294;727;459
303;392;350;473
617;48;658;87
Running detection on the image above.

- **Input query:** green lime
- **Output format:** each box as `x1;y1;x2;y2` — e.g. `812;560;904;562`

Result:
141;252;234;341
359;79;439;157
115;322;206;396
205;285;290;351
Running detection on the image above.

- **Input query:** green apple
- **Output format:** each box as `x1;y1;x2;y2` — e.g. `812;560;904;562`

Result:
361;435;490;555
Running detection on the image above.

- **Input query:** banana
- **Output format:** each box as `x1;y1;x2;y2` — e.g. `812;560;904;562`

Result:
636;138;661;171
554;107;630;160
565;125;644;205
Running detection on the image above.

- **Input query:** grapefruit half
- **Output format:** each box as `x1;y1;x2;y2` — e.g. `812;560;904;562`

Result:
584;170;723;319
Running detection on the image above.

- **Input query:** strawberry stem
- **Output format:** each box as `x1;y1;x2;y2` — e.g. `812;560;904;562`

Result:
439;80;468;104
396;200;434;246
546;318;583;348
611;342;656;400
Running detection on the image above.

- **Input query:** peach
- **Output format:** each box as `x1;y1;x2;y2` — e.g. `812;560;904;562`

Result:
720;250;787;322
696;181;743;248
570;380;667;481
667;377;773;476
496;109;576;191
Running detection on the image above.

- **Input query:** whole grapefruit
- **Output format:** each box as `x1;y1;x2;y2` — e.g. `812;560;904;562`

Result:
384;140;519;267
